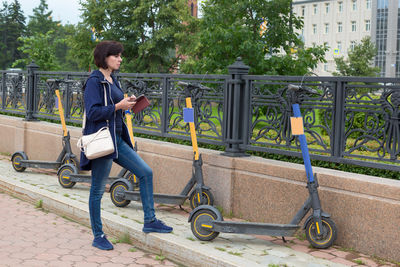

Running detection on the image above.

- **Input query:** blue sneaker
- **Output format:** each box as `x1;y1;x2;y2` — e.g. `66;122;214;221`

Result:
92;234;114;250
143;219;173;233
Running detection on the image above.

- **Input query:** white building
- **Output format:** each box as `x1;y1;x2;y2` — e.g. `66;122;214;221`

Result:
292;0;399;77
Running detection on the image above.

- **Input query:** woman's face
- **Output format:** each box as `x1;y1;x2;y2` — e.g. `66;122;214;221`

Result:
105;53;122;71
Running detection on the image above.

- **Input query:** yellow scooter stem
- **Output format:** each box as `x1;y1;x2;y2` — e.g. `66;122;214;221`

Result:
124;94;136;145
185;97;199;161
55;90;68;137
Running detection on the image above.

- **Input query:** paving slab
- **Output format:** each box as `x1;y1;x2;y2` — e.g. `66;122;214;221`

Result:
0;156;397;267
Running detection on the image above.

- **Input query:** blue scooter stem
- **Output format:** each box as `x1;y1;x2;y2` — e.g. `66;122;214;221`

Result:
292;104;314;183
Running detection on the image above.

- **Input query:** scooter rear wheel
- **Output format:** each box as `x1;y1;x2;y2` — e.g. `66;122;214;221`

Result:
191;209;220;241
110;181;131;207
58;164;77;188
11;152;27;172
189;189;214;209
305;217;337;249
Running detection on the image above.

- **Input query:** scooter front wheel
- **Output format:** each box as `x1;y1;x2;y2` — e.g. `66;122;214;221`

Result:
191;208;220;241
305;217;337;249
110;181;131;207
189;189;214;209
11;152;27;172
58;164;77;188
62;157;79;170
123;171;139;190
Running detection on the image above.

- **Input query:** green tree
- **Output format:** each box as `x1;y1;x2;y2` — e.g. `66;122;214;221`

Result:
78;0;191;73
333;36;380;77
65;23;97;71
178;0;327;75
26;0;60;36
0;0;26;69
13;30;65;70
15;0;77;71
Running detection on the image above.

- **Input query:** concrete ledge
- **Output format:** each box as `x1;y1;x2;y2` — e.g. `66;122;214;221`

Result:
0;115;399;261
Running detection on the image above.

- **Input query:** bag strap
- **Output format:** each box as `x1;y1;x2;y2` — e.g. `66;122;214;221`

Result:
82;83;109;132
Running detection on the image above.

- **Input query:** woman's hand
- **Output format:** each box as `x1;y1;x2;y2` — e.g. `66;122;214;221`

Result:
115;96;136;111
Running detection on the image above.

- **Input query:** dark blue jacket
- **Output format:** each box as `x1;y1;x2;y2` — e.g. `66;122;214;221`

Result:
80;70;133;170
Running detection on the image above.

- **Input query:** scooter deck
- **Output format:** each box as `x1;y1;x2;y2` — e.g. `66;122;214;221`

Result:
124;191;187;205
212;221;300;236
67;173;121;183
20;160;61;169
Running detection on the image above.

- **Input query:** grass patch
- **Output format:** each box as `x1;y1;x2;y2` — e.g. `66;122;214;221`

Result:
35;199;43;209
121;215;128;219
186;237;195;241
63;193;69;197
116;232;132;245
155;251;166;262
215;247;226;252
353;259;364;265
228;251;243;257
128;247;137;252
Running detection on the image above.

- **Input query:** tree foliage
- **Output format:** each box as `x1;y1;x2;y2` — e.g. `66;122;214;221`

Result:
27;0;60;36
0;0;26;69
333;36;380;77
178;0;327;75
77;0;191;73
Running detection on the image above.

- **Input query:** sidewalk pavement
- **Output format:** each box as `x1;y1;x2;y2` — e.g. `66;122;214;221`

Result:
0;192;179;267
0;155;397;267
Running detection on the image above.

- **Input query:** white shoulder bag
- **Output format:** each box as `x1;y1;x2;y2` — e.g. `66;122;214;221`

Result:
77;84;115;160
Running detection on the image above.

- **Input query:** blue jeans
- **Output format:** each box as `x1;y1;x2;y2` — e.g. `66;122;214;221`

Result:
89;134;156;238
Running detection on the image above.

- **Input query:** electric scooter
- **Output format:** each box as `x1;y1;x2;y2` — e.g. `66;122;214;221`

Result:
11;79;79;172
56;94;139;188
109;82;214;210
188;84;338;249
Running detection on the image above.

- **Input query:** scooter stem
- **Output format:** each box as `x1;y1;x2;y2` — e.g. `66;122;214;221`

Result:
55;90;68;137
292;103;314;183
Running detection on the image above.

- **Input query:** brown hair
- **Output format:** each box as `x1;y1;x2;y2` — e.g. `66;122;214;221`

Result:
93;41;124;69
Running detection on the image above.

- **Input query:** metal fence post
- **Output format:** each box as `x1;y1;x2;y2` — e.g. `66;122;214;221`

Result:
161;76;169;137
25;61;39;121
332;81;346;159
222;57;250;156
1;72;6;111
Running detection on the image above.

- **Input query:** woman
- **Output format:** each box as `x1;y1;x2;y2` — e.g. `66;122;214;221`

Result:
81;40;172;251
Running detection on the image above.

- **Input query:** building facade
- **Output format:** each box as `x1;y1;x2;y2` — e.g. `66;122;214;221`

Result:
292;0;400;77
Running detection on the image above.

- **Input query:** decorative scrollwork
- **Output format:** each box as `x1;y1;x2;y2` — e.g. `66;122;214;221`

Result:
168;81;224;139
5;74;25;111
250;81;331;153
380;89;400;160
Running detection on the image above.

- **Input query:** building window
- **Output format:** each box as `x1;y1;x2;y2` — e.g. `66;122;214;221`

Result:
313;24;317;34
366;0;371;9
324;63;328;72
325;3;330;13
337;42;342;52
313;4;317;14
365;20;371;31
301;6;305;16
350;41;356;51
351;21;357;32
325;23;329;34
191;3;194;16
338;22;343;32
352;0;357;11
338;2;343;12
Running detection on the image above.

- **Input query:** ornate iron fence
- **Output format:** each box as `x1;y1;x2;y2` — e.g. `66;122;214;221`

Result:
0;59;399;172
